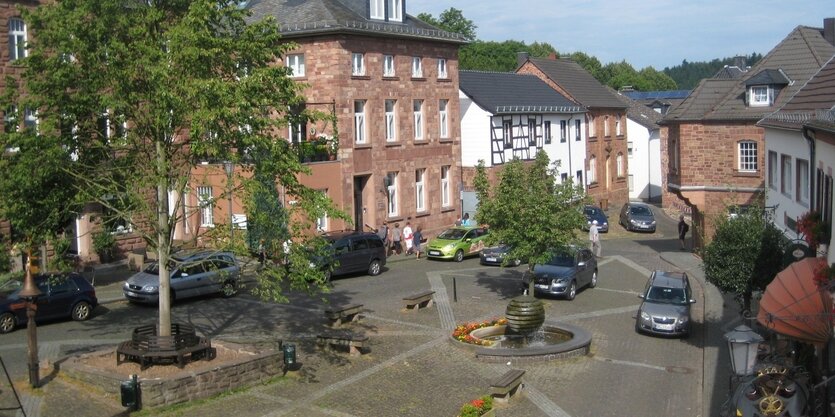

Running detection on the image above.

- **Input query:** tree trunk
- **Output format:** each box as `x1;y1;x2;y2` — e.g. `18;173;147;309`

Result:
157;140;172;337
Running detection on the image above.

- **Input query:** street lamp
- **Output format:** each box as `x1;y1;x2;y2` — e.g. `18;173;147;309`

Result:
223;161;234;241
724;324;763;391
19;249;42;387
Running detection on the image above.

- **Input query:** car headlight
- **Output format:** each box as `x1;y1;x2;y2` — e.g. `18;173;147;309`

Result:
678;316;689;324
650;220;657;225
630;219;639;224
443;244;455;251
142;285;159;292
640;311;650;321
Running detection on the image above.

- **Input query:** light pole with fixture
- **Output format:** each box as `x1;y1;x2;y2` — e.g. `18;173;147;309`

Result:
224;161;234;241
724;324;763;392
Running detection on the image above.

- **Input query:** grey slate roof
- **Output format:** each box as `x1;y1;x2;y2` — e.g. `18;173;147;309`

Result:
712;66;747;79
759;55;835;130
665;25;835;123
744;69;790;86
523;58;626;109
612;89;663;130
459;71;584;115
245;0;467;43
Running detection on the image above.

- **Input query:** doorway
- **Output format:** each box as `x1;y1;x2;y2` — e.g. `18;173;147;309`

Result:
353;175;369;232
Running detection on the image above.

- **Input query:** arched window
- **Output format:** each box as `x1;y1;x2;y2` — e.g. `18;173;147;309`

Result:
616;153;624;178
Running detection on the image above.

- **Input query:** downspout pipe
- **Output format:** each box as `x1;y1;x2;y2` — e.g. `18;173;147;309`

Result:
802;126;816;210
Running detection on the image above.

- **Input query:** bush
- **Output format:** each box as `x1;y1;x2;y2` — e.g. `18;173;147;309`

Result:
458;395;493;417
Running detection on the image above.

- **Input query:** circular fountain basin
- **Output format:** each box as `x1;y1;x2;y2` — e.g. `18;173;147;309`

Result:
462;322;592;363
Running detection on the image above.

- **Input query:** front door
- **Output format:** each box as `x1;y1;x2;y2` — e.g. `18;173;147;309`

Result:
353;176;368;232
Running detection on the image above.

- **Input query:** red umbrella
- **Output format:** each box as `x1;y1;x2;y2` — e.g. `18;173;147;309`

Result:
757;257;833;346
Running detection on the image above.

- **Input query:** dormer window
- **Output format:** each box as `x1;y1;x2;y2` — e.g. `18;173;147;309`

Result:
387;0;402;22
370;0;402;22
749;86;773;107
370;0;385;20
744;69;790;108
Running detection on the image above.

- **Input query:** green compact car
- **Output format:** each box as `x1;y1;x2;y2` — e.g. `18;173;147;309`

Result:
426;226;488;262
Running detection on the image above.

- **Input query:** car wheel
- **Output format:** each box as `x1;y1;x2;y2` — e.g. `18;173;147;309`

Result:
566;281;577;301
368;259;382;276
0;312;16;333
454;250;464;262
589;270;598;288
221;281;237;298
71;301;93;321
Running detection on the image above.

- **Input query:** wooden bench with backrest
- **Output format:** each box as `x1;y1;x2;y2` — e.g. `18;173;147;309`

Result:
402;290;436;310
316;332;368;356
490;369;526;404
324;304;364;327
116;323;216;370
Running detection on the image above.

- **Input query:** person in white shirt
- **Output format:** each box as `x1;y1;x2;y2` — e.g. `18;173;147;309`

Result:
589;220;601;257
403;221;414;255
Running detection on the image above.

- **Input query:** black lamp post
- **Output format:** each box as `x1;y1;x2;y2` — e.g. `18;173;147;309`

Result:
223;161;234;241
19;249;42;388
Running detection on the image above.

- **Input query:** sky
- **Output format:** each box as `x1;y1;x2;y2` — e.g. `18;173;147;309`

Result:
407;0;834;70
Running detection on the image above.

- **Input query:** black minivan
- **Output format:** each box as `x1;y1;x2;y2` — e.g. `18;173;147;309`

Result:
321;231;387;280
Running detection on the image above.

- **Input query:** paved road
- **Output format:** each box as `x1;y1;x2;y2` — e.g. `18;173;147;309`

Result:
0;204;738;417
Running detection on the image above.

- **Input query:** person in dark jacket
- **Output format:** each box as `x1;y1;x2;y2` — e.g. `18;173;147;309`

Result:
412;226;423;259
678;215;690;250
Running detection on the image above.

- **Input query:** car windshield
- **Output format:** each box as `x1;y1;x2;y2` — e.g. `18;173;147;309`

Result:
142;260;180;275
0;279;21;297
646;286;687;305
437;229;467;240
584;207;601;216
630;206;652;216
546;254;575;267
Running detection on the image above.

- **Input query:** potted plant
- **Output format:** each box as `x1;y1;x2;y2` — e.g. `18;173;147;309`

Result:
797;211;831;250
458;395;494;417
91;229;116;263
813;260;835;290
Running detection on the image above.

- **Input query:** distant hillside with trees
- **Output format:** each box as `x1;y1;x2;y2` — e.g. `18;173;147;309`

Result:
662;53;763;89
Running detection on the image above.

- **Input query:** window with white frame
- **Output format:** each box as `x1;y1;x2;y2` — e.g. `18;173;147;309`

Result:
615;114;622;136
575;119;581;141
738;141;758;172
352;52;365;76
386;172;398;216
616;153;624;177
588;115;595;137
627;141;634;158
383;54;395;77
576;170;583;184
671;138;680;173
4;106;16;133
23;108;37;133
781;154;792;196
96;110;109;140
385;99;396;142
370;0;384;20
528;118;536;146
285;54;305;77
767;151;778;189
439;99;449;139
198;186;214;226
441;165;450;207
437;58;448;79
288;103;306;144
503;120;512;149
796;158;809;205
411;56;423;78
560;120;567;142
589;156;597;183
413;100;423;140
387;0;402;22
415;169;425;212
560;173;568;183
8;18;26;61
604;115;610;137
316;190;329;231
628;175;634;192
544;121;551;144
354;100;366;144
749;86;772;107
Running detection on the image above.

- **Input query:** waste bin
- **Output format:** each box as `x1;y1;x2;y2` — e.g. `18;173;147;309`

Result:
283;343;296;367
120;374;140;411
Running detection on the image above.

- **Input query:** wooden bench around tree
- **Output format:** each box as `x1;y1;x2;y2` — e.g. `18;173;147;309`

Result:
324;304;364;327
316;332;368;356
402;290;436;310
116;323;216;370
490;369;526;404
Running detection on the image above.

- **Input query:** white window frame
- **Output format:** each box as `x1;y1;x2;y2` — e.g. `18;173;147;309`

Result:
4;106;17;133
411;56;423;78
615;114;622;136
198;186;214;227
575;119;581;141
767;150;778;189
285;54;305;77
370;0;385;20
352;52;365;76
439;99;449;139
354;100;366;144
627;141;634;158
749;86;772;107
781;154;792;196
589;156;597;184
628;174;634;192
797;158;809;205
8;18;27;61
437;58;448;79
415;168;425;212
413;99;423;140
588;115;595;137
23;108;38;133
387;0;403;22
387;172;398;216
441;166;451;207
604;115;610;137
560;120;567;142
616;153;624;178
385;99;396;142
738;141;758;172
503;120;513;149
383;54;395;77
527;118;536;146
544;121;551;144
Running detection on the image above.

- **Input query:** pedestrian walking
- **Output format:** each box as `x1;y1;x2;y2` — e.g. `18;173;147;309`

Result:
589;220;602;257
257;239;266;266
403;222;414;255
678;215;690;251
376;221;390;255
391;223;402;255
413;226;423;259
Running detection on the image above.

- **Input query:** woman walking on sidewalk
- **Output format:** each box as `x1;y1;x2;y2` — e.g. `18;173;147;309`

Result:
412;226;423;259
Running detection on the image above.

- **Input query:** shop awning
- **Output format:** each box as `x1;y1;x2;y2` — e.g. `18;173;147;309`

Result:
757;257;833;346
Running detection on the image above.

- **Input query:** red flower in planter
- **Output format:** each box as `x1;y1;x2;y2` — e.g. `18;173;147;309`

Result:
813;260;835;290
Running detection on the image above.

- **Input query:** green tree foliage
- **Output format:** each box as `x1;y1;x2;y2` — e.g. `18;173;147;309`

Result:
702;205;785;313
17;0;345;334
460;40;557;72
473;151;587;289
663;53;763;89
417;7;477;41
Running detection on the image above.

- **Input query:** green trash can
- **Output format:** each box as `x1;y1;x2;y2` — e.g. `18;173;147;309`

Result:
283;343;296;367
120;374;140;411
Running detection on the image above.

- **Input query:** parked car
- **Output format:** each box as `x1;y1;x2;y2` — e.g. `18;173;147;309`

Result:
479;244;522;266
525;246;597;300
0;272;98;334
123;250;240;304
582;205;609;232
318;231;386;280
635;270;695;337
426;226;488;262
619;202;657;232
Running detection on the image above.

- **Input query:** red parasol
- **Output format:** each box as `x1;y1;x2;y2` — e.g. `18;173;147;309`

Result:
757;257;833;346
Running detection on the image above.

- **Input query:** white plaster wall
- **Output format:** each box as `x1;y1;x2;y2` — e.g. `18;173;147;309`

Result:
764;127;814;239
818;139;835;265
459;90;493;168
626;118;661;201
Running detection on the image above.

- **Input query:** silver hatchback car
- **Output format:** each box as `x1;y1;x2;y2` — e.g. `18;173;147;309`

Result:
123;250;240;304
635;271;695;337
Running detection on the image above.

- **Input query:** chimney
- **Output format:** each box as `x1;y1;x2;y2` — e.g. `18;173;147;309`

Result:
548;52;558;60
733;56;746;69
517;52;530;67
825;18;835;46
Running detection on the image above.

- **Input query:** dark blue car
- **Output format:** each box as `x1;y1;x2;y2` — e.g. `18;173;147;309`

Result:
0;272;98;333
582;205;609;233
525;247;598;300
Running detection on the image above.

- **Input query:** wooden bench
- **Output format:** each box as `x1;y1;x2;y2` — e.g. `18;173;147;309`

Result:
317;332;368;356
116;323;216;370
324;304;364;327
490;369;525;404
402;290;435;310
